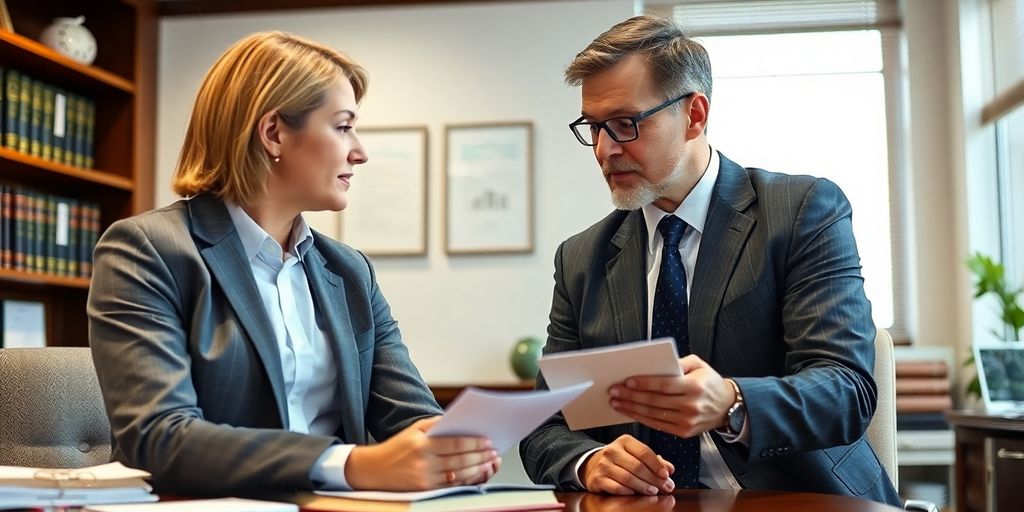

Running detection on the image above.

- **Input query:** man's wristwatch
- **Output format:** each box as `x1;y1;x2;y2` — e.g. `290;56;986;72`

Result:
719;378;745;436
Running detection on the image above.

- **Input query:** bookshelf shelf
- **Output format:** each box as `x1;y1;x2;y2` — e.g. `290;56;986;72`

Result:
0;267;89;289
0;0;156;347
0;147;133;191
0;30;134;95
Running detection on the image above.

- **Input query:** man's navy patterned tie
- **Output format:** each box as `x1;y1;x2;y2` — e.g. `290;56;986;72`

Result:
647;214;701;488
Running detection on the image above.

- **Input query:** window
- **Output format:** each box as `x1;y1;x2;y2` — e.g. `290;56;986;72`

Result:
665;0;907;339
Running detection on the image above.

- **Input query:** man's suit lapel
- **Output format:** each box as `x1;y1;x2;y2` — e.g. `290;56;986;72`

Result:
689;154;757;361
187;195;289;427
303;244;367;444
606;210;648;344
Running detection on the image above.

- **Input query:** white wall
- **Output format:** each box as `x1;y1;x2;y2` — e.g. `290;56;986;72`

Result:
157;0;635;383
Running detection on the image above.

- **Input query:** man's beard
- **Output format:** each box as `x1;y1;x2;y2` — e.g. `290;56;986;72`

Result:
604;159;684;210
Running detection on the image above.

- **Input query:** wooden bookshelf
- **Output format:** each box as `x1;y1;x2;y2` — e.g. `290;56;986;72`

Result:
0;0;156;347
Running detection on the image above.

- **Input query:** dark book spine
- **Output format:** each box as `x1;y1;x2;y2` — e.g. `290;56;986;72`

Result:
32;191;45;272
16;73;30;154
63;94;78;167
0;184;9;269
84;99;95;169
13;187;25;271
52;90;66;164
23;190;35;271
67;200;80;277
4;69;19;150
45;194;56;273
73;95;87;168
41;85;55;161
29;79;42;157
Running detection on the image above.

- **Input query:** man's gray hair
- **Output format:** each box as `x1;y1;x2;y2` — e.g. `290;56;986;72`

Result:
565;15;712;103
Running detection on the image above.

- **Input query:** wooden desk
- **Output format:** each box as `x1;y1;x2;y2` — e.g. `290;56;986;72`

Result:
429;381;535;408
562;490;903;512
553;491;902;511
946;410;1024;512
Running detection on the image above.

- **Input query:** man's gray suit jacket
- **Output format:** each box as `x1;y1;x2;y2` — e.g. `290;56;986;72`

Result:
520;153;901;506
87;194;441;496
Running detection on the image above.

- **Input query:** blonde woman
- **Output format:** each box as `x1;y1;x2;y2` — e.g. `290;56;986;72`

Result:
88;32;499;497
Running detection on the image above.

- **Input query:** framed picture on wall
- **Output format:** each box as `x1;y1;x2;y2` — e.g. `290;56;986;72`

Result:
444;122;534;255
338;126;428;256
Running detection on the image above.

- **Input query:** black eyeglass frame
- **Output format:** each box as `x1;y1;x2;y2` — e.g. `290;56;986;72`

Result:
568;92;696;147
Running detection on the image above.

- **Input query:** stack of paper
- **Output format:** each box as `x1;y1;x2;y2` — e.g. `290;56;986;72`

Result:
0;462;157;509
87;497;298;511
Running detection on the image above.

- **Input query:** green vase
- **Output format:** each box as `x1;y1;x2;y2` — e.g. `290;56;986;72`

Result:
510;336;543;380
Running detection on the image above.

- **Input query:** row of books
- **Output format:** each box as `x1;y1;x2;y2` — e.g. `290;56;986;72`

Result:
895;359;951;430
2;68;96;169
0;184;101;278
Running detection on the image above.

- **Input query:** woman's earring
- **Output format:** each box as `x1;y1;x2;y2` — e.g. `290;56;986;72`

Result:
273;155;281;163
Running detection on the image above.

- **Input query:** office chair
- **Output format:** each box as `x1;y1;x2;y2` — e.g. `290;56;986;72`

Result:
865;329;938;512
0;347;111;468
866;327;898;490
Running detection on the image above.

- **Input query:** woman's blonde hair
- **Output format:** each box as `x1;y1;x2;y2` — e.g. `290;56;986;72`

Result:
172;31;367;204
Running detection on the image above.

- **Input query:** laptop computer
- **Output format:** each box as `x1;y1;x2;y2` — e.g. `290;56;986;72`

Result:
973;341;1024;414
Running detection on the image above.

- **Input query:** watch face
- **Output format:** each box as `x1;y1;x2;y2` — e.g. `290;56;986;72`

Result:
728;403;746;433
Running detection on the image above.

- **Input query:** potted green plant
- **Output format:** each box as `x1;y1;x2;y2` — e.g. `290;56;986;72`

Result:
964;252;1024;398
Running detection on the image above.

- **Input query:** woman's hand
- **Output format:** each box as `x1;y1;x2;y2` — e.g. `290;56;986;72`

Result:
345;417;500;491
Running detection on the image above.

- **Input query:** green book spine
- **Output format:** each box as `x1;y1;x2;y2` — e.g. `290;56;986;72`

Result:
73;95;87;168
29;79;42;157
17;73;30;154
52;90;66;164
23;190;35;271
33;191;45;272
67;200;79;277
0;184;9;269
4;69;19;150
13;188;25;271
41;85;54;161
83;99;95;169
63;94;77;166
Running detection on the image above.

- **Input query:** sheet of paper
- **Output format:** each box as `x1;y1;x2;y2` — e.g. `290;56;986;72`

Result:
86;498;298;512
537;338;681;430
0;462;151;481
427;380;593;453
316;483;553;502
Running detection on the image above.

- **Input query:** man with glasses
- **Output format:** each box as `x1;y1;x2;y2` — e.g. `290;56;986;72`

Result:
520;16;900;507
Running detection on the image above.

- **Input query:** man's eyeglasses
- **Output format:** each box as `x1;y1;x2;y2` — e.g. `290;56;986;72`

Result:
569;92;695;147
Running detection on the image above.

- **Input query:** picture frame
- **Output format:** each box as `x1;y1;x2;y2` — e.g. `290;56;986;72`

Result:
338;126;428;257
444;122;534;255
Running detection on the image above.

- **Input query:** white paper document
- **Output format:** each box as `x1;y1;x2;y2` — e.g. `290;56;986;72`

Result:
316;483;553;502
537;338;681;430
427;380;593;453
87;497;298;512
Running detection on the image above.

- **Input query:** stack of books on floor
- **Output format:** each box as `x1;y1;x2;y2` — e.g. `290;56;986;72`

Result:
0;462;156;509
895;358;952;430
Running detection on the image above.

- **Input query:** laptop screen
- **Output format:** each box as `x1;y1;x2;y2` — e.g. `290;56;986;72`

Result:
974;342;1024;412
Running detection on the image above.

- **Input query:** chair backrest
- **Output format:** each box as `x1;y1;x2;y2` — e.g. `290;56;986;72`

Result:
865;327;898;489
0;347;111;468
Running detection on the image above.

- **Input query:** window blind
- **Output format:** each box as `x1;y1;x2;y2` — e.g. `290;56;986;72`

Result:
667;0;900;36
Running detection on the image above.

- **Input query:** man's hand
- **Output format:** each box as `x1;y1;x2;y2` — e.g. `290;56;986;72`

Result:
346;417;499;491
580;435;675;495
609;355;736;438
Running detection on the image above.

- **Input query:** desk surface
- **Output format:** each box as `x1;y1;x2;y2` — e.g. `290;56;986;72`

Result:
553;490;903;512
